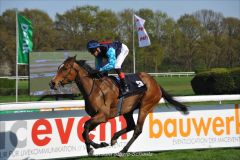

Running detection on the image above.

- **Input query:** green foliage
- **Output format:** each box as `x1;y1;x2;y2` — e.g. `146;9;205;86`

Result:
0;78;15;88
0;79;28;95
0;78;15;95
0;88;28;95
229;67;240;93
0;7;240;76
191;68;239;95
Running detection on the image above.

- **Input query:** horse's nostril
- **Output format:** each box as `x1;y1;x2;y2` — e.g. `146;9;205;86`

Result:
49;81;56;89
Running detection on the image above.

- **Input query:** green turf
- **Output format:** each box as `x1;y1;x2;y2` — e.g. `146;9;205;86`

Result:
0;76;195;103
0;95;39;103
68;148;240;160
154;76;194;96
1;75;239;104
19;79;28;89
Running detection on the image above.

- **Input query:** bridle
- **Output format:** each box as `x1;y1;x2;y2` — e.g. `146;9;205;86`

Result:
57;62;96;97
56;60;107;105
57;63;76;86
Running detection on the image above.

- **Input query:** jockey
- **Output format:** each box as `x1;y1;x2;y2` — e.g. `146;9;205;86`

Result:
87;40;130;95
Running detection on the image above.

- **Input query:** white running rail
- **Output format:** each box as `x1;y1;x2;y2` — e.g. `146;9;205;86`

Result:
0;95;239;111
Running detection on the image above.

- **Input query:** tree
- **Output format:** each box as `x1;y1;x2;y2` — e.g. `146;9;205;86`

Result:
117;9;134;72
193;10;224;67
0;10;18;75
135;9;156;72
55;6;99;50
1;6;240;76
95;10;119;41
162;22;183;71
0;9;57;75
177;14;203;71
197;34;220;68
22;9;57;51
153;11;176;71
222;17;240;67
194;9;224;36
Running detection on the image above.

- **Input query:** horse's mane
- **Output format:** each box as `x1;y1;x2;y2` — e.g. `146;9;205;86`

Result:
76;60;94;73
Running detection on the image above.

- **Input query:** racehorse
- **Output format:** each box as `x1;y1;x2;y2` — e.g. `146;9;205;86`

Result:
49;56;189;155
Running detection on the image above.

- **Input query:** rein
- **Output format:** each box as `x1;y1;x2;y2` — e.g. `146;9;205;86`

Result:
57;62;94;96
73;61;106;105
75;76;96;97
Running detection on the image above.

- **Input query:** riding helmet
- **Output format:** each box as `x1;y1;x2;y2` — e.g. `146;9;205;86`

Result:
87;40;100;51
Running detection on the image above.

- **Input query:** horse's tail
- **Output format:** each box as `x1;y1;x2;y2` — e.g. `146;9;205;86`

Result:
160;86;189;115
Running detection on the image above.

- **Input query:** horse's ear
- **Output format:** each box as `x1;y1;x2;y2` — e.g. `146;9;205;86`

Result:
73;55;77;60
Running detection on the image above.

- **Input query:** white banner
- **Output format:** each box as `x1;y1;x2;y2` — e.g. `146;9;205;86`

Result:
134;14;151;47
0;104;240;159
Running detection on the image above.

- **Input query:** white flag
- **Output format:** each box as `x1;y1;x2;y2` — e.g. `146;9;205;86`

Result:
134;14;151;47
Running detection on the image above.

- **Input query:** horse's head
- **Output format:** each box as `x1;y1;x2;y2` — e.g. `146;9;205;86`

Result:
49;56;78;90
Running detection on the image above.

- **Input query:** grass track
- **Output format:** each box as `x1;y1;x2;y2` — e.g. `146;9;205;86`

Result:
70;148;240;160
0;76;194;103
154;76;194;96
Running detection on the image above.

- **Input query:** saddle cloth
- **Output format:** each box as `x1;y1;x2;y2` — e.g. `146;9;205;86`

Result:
109;73;147;98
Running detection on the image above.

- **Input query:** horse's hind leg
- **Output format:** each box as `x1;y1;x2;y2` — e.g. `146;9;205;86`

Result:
111;111;135;146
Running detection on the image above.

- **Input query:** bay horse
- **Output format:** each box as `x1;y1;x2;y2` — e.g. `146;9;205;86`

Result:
49;56;188;155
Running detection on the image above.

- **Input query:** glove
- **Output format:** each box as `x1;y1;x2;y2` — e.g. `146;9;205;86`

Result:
91;69;100;75
89;69;103;78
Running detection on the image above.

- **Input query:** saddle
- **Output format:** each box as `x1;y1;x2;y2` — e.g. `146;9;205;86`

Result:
108;74;147;98
88;70;147;98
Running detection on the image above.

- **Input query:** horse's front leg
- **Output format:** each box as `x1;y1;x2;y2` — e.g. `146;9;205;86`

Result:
82;113;109;155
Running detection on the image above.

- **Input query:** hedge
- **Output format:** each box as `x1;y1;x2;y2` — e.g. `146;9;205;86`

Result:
229;67;240;93
0;78;28;95
191;68;240;95
0;78;15;88
0;88;28;95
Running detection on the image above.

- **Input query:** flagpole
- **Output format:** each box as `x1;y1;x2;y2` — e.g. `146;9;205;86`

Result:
16;11;19;102
132;11;136;73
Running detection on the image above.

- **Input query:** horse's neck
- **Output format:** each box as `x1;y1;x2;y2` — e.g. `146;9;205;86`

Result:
75;67;93;98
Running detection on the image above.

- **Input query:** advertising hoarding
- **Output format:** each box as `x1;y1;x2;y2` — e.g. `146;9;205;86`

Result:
0;104;239;159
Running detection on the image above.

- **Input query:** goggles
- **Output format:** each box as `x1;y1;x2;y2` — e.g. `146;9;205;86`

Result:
88;48;97;54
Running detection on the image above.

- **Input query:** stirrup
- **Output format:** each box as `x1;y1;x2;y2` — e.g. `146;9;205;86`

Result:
125;86;129;92
121;86;129;95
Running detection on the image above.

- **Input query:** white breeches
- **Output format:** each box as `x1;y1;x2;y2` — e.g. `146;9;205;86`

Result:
115;43;129;69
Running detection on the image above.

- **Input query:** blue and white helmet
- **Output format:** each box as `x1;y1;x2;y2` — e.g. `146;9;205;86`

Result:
87;40;100;52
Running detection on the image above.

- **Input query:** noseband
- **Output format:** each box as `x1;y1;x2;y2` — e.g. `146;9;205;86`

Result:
57;63;77;85
57;62;96;97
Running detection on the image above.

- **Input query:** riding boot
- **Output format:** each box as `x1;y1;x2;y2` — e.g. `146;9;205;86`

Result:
120;78;129;95
115;69;129;95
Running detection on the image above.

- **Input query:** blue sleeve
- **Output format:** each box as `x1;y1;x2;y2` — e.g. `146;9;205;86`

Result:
96;56;102;70
99;47;116;72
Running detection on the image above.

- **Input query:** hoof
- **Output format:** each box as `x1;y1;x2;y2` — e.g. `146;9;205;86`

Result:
100;142;109;147
88;148;94;156
119;148;127;154
183;110;189;115
116;152;125;157
111;139;117;146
